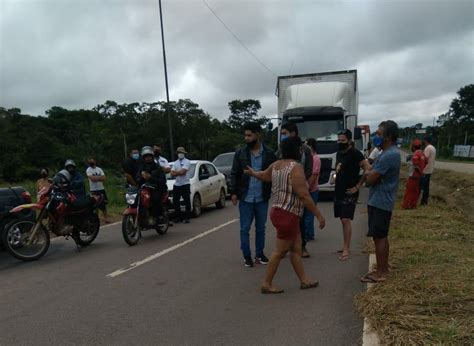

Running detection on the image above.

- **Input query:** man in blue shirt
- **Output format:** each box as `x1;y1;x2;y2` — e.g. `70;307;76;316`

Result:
362;120;401;283
230;122;277;267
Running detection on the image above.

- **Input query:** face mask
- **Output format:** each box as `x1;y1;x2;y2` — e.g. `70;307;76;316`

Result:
280;134;289;142
154;150;160;157
178;153;185;159
247;139;258;147
373;135;383;148
132;153;139;160
338;142;349;151
41;173;48;178
88;162;95;168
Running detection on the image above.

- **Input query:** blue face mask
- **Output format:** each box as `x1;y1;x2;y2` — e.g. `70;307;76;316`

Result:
280;134;289;142
132;154;139;160
373;135;383;147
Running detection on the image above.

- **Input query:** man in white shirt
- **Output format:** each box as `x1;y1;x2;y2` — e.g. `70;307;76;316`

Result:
420;135;437;205
171;147;191;224
153;144;171;173
86;158;111;223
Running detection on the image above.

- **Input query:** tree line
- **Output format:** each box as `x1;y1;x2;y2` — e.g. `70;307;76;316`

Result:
0;99;276;182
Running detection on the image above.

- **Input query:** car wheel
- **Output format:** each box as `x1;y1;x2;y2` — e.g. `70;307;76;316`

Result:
216;188;226;209
192;194;202;218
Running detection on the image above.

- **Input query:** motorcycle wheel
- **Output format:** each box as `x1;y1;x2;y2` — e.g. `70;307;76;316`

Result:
122;215;140;246
75;213;100;247
156;214;169;235
3;220;50;261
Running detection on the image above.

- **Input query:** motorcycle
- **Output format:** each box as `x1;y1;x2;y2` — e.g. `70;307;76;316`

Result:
3;184;102;261
122;184;170;246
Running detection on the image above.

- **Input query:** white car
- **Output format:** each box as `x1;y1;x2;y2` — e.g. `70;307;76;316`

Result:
166;160;227;217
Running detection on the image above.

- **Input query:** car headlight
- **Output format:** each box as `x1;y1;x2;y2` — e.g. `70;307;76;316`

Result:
126;193;137;205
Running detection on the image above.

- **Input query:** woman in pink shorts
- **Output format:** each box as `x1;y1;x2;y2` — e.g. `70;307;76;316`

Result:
246;137;325;294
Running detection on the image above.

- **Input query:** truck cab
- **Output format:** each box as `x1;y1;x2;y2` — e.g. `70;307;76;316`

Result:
277;70;360;192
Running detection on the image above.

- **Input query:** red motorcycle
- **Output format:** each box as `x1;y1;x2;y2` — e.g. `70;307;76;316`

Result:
4;182;102;261
121;184;169;246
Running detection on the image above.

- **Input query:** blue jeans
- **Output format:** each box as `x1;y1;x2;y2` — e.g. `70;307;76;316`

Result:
238;200;269;258
303;191;319;240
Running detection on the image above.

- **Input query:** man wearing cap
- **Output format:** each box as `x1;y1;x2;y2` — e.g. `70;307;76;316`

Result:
64;159;86;198
334;129;371;261
171;147;192;224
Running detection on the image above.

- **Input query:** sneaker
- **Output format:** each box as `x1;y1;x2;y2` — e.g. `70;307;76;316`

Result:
243;257;254;267
255;254;269;265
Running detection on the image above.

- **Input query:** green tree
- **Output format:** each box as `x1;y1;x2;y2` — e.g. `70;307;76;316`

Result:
227;99;269;130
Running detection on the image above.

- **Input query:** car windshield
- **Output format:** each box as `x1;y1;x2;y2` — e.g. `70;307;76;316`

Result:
167;164;196;180
212;153;234;167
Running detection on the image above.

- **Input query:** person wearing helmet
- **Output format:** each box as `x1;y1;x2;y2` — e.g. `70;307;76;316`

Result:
64;159;86;198
136;146;167;222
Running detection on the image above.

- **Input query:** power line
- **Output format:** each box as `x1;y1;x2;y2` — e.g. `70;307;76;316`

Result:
201;0;277;78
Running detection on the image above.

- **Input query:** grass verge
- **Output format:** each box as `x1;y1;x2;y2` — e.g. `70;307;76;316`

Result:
355;167;474;344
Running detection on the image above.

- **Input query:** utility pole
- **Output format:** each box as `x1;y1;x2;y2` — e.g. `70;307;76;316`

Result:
159;0;175;160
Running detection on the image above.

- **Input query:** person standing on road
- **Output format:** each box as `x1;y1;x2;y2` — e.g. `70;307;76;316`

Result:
334;129;371;261
361;120;401;283
36;168;52;201
171;147;192;224
402;139;426;209
122;148;140;187
230;122;277;268
303;138;321;241
153;144;171;174
278;122;313;258
86;158;111;223
65;159;86;198
419;135;436;206
245;137;325;294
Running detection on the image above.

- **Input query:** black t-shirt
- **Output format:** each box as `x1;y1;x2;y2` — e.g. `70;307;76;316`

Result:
335;147;365;201
122;158;140;178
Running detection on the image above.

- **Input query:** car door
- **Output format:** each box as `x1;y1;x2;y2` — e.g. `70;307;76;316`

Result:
197;163;211;206
205;164;221;203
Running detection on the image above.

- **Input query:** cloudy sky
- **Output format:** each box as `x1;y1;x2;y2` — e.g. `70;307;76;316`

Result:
1;0;473;129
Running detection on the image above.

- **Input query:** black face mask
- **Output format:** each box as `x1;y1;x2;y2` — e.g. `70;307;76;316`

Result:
41;173;48;178
247;139;258;148
338;142;349;151
154;151;160;157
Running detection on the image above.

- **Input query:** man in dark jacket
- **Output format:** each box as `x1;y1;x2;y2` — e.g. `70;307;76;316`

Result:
65;160;86;198
230;122;277;268
136;147;168;221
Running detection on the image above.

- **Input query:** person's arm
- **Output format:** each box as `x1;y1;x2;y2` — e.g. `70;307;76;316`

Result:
291;164;325;229
244;163;274;182
303;147;313;180
366;152;392;186
347;156;371;194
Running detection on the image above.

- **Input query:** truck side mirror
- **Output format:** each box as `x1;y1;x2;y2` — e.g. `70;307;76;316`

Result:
354;127;362;140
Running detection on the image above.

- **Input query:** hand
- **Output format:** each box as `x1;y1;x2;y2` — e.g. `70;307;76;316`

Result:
243;165;256;177
231;194;238;206
318;215;326;230
346;186;359;195
141;172;151;180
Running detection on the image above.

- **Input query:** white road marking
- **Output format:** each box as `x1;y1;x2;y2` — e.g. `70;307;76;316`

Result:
362;254;380;346
106;218;239;278
50;221;121;242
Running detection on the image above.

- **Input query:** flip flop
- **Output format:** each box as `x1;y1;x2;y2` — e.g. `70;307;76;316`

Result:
300;281;319;290
302;251;310;258
339;254;350;261
261;286;284;294
336;249;343;253
360;273;386;283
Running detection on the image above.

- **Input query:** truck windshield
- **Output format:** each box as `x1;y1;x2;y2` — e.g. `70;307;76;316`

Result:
287;118;344;141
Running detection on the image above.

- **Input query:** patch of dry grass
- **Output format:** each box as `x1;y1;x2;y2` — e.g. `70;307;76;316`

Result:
355;167;474;345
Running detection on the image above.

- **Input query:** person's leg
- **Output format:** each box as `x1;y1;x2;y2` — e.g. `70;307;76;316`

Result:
262;237;293;291
303;207;314;240
420;175;428;205
300;216;309;257
373;237;389;278
422;174;431;205
182;184;192;222
254;200;268;259
289;232;316;285
173;186;182;221
151;190;163;219
340;217;352;259
239;201;254;260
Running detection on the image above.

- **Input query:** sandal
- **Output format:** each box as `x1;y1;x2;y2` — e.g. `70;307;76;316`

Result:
360;273;386;283
300;281;319;290
338;253;350;261
302;250;310;258
261;286;284;294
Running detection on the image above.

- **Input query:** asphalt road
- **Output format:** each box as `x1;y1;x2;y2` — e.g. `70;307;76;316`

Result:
0;192;370;345
400;149;474;174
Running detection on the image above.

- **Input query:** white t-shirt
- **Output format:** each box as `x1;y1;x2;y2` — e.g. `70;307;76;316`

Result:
155;156;170;169
86;166;105;191
172;158;191;186
423;144;436;174
369;147;381;162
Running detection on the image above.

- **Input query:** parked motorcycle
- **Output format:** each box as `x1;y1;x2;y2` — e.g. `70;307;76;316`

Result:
3;183;102;261
122;184;169;246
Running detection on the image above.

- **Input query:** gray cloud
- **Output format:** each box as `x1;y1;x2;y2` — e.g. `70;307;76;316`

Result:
1;0;473;131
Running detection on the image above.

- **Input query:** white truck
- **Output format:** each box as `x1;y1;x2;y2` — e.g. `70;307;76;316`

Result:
276;69;361;192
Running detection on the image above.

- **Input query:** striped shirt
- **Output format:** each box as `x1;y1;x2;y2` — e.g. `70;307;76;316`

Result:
271;161;304;217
